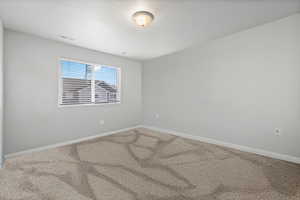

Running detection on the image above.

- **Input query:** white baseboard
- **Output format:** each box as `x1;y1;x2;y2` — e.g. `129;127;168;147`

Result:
141;125;300;164
4;125;300;165
5;125;142;160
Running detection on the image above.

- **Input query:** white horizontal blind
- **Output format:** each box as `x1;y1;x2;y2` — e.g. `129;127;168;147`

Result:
59;59;120;106
62;78;92;105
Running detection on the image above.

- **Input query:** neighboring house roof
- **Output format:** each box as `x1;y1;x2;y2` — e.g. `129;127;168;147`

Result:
95;80;117;93
63;78;117;93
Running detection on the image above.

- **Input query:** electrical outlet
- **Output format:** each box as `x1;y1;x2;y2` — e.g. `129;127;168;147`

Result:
155;114;160;119
99;120;105;125
274;128;281;136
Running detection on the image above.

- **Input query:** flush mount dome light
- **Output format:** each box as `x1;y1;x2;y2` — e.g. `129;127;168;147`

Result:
132;11;154;27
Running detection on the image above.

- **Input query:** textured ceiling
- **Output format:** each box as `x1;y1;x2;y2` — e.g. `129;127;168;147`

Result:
0;0;299;60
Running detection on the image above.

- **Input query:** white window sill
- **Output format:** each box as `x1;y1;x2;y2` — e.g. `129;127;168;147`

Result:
58;102;121;108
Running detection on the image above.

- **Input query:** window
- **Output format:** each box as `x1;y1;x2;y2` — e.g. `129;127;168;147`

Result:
59;59;120;106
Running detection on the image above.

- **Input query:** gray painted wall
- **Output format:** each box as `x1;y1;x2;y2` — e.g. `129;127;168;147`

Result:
0;20;3;165
143;14;300;157
4;30;142;154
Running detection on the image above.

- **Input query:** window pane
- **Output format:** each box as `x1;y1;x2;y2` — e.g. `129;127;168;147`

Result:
61;60;88;79
60;60;92;105
59;60;120;106
94;66;119;103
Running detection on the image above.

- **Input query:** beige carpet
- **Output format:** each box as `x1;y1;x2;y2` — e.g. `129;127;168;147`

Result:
1;128;300;200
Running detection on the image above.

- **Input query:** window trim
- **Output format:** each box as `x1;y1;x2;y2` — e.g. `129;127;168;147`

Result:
58;57;121;108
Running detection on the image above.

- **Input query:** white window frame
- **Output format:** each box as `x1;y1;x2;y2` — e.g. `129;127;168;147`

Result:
58;58;121;107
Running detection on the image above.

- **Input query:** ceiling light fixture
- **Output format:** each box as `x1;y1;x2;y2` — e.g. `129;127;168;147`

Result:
132;11;154;27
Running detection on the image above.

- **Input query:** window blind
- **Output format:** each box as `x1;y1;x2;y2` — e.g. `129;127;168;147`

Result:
59;59;120;106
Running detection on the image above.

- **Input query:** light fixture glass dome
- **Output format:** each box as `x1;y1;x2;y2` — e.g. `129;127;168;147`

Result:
132;11;154;27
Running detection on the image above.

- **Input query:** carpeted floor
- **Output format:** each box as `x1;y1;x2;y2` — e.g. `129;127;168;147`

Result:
1;128;300;200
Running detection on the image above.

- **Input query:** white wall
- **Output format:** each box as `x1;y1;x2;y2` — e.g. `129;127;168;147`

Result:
143;14;300;158
4;30;142;154
0;19;3;166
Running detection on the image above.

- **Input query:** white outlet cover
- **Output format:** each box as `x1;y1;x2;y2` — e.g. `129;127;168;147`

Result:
155;114;160;119
100;120;105;125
